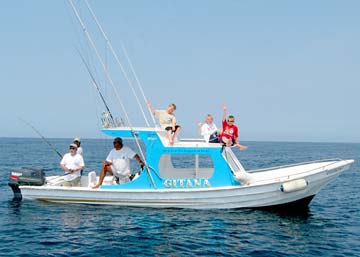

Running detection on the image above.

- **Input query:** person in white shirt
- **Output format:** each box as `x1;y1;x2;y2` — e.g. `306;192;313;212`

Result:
197;114;219;143
92;137;145;189
60;143;85;187
73;137;84;175
73;137;83;156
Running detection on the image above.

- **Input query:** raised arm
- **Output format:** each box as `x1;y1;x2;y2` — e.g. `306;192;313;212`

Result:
197;121;202;135
147;102;156;115
222;104;227;122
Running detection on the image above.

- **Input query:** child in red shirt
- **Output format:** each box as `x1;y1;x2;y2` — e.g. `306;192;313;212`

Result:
221;105;248;150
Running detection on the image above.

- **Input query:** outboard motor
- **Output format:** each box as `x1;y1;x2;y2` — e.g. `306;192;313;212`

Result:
8;167;45;200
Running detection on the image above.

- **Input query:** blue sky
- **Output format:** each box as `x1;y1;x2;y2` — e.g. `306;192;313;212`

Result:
0;1;359;142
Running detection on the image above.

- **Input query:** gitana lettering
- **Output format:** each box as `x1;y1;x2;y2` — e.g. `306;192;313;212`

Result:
163;179;211;188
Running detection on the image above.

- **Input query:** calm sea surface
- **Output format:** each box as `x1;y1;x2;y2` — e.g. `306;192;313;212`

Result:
0;138;359;256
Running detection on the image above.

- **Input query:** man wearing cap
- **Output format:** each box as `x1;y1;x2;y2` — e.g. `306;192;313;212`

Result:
60;143;85;187
92;137;145;189
73;137;83;156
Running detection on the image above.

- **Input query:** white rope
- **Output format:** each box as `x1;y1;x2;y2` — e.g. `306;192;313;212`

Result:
83;0;150;127
68;0;156;188
120;44;157;127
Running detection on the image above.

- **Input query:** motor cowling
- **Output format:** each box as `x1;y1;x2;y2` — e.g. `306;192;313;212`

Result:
9;167;45;186
8;167;45;200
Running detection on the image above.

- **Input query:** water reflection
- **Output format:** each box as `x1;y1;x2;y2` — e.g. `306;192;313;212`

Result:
58;206;82;229
0;200;355;256
255;207;312;221
7;199;23;215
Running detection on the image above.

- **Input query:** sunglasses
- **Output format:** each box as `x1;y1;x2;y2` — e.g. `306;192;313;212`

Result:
69;147;76;150
228;120;234;122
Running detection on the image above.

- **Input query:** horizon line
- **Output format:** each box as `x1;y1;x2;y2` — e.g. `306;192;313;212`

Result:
1;136;359;144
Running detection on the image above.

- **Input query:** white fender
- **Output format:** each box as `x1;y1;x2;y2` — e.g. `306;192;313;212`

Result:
281;179;308;193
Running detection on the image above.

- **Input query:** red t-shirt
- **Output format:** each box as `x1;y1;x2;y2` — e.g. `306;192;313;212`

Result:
222;120;238;139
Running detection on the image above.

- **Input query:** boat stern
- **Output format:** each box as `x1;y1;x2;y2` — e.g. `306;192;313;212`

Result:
8;167;46;200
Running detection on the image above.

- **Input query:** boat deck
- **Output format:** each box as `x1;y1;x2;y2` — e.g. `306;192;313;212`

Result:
102;126;223;148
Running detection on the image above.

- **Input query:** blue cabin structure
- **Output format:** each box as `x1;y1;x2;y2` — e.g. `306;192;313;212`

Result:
101;127;242;190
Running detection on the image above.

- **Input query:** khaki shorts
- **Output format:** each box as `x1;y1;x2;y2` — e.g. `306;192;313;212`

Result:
63;177;81;187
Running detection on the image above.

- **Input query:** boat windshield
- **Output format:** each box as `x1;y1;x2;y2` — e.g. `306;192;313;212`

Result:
158;154;214;179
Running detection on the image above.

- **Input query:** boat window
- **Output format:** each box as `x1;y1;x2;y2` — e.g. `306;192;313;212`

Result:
158;154;214;179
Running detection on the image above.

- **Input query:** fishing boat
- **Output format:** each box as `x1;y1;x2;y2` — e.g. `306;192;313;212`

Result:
8;1;354;209
8;122;354;209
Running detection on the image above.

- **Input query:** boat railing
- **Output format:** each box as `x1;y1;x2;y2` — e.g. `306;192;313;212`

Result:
180;138;206;142
222;147;247;174
248;158;343;173
101;111;125;128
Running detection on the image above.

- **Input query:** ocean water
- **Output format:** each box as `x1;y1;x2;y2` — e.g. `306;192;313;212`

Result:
0;138;359;256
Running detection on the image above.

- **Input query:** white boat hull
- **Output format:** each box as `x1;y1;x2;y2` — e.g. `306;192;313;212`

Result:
17;160;353;209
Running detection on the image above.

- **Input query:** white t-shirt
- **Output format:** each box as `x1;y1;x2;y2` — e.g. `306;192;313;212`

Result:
106;146;136;177
200;122;218;142
60;153;85;181
77;146;83;156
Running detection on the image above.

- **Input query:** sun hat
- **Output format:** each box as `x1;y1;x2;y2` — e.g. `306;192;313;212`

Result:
69;143;78;149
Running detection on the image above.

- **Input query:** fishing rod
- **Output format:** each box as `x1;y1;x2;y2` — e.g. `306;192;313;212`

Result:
68;0;156;188
83;0;151;127
18;117;63;159
76;47;115;124
120;44;157;126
